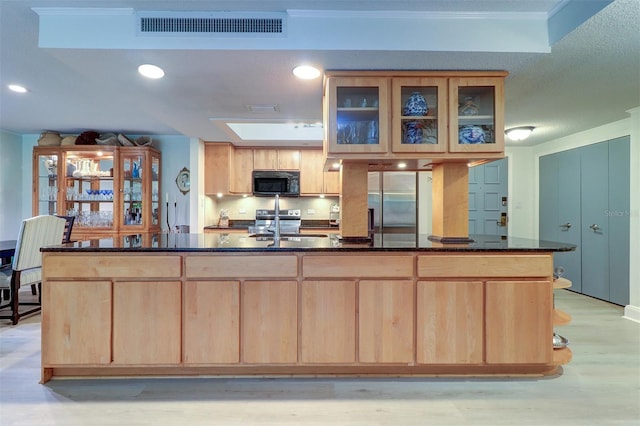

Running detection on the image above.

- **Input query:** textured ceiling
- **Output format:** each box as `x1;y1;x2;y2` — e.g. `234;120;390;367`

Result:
0;0;638;147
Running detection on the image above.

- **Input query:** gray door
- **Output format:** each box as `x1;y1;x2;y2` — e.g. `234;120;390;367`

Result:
608;136;630;306
581;142;610;301
469;158;508;236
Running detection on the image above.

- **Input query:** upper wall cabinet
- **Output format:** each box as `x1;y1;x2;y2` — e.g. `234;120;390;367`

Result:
324;71;507;161
253;149;300;170
325;76;390;154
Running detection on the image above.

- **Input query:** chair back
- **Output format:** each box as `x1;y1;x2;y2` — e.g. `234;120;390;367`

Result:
12;215;66;272
55;215;75;243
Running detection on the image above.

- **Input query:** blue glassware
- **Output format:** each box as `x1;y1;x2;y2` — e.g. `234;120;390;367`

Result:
404;121;423;144
458;125;486;144
403;92;428;116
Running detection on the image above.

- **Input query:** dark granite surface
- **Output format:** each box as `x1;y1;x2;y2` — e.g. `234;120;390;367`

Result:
43;233;576;253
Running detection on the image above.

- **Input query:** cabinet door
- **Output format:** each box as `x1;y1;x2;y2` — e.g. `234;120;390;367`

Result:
300;280;355;363
33;147;62;216
323;169;340;195
63;148;117;237
277;149;300;170
204;144;231;194
230;148;253;194
120;148;147;232
391;77;447;153
300;150;324;194
485;280;553;364
253;149;278;170
242;280;297;363
112;281;182;364
359;280;414;363
326;76;390;154
184;281;240;364
416;281;483;364
448;77;504;153
42;280;112;365
148;151;161;230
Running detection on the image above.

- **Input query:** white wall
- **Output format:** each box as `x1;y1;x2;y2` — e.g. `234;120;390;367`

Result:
0;130;25;240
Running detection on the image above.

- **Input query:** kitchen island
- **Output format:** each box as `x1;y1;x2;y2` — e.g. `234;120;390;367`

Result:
40;233;574;383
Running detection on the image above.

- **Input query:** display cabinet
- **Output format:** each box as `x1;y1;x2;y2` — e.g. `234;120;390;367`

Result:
33;146;161;239
325;76;390;154
448;77;505;153
391;77;448;153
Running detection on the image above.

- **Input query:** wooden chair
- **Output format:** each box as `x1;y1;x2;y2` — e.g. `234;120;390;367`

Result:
0;215;66;325
55;215;75;243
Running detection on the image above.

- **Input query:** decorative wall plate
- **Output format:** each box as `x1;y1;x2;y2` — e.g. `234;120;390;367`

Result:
176;167;190;194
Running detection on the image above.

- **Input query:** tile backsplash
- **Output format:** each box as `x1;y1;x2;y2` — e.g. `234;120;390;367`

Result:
206;195;339;224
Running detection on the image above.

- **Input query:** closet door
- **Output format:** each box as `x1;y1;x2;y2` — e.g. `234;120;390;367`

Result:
580;142;610;301
608;136;630;305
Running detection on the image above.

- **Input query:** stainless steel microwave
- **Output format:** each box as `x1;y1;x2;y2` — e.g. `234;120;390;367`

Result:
252;170;300;197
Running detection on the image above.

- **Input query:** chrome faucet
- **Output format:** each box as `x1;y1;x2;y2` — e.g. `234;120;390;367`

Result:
272;194;281;242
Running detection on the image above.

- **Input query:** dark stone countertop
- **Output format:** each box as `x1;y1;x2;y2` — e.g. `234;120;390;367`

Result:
42;233;576;253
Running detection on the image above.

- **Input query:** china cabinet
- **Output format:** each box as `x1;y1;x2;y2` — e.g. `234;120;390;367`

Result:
33;145;161;239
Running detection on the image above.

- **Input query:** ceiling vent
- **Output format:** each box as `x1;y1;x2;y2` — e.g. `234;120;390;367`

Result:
136;12;286;37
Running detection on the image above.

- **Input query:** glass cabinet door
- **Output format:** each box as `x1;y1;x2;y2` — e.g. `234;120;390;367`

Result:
62;149;115;231
121;149;145;230
391;78;447;153
150;152;161;228
449;77;505;153
326;77;389;154
34;149;61;216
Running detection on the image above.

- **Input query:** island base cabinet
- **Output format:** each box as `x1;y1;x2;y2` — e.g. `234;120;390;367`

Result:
485;280;553;364
184;281;240;364
242;281;298;364
112;281;182;365
416;281;483;364
359;280;414;363
300;281;356;363
42;280;112;366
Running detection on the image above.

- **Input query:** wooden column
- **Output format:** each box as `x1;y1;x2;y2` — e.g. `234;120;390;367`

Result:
431;162;472;243
340;163;369;238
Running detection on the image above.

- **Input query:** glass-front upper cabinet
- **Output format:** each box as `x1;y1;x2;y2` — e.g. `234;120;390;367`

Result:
326;77;390;154
120;147;161;232
62;148;116;232
391;78;448;153
33;148;62;216
449;77;505;153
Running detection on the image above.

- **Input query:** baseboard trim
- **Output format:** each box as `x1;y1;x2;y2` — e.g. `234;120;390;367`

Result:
623;305;640;323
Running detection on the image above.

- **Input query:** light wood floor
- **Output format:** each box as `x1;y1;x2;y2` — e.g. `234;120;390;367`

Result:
1;290;638;426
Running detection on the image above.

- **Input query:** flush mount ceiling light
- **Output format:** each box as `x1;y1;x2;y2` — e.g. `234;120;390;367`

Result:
8;84;28;93
505;126;535;141
138;64;165;79
292;65;321;80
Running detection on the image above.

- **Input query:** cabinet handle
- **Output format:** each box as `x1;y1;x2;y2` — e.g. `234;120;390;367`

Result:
589;224;601;232
560;222;572;229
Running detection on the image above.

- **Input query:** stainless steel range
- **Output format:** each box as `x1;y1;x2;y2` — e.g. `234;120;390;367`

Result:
251;208;301;235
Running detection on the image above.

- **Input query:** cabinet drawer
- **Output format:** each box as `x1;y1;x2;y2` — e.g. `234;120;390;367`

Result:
43;254;181;278
417;254;552;278
186;255;298;278
303;255;413;278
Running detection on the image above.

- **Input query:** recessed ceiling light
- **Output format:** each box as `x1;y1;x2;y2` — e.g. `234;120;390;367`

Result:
8;84;28;93
332;162;341;169
398;162;407;169
293;65;321;80
505;126;535;141
138;64;165;79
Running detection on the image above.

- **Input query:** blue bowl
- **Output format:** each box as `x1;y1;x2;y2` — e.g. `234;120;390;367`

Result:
459;125;486;144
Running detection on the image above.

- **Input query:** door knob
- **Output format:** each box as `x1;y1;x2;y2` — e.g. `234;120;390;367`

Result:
589;224;601;232
560;222;572;229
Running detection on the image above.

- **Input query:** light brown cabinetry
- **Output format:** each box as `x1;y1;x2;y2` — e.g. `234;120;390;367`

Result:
359;280;414;363
230;148;253;194
300;280;356;363
253;148;300;170
416;280;483;364
485;280;553;364
41;280;112;365
33;145;161;239
184;281;240;364
204;143;231;195
112;281;182;365
299;149;340;195
242;280;298;363
324;71;506;160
